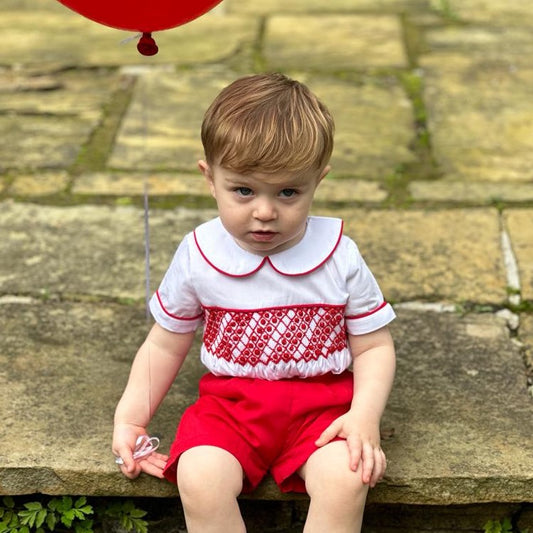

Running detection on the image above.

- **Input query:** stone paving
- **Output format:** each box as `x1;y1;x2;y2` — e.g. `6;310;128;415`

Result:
1;0;533;526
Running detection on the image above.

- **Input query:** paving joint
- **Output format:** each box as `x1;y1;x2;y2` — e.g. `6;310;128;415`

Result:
68;74;137;177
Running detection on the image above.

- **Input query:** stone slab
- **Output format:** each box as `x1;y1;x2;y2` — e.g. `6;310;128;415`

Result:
9;173;70;197
1;302;532;503
0;10;257;67
421;29;533;183
315;179;388;203
0;202;508;305
303;75;415;179
72;172;210;197
377;309;533;505
0;70;117;171
322;207;507;305
226;0;419;15
0;115;95;172
108;69;238;172
409;181;533;204
504;209;533;301
447;0;533;27
0;70;116;117
110;69;415;180
0;300;191;497
264;15;408;71
0;201;215;301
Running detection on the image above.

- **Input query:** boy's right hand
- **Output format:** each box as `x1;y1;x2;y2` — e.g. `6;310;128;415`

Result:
112;423;169;479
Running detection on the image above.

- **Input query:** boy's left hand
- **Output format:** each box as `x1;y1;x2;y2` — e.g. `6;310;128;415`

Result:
315;412;386;488
113;423;169;479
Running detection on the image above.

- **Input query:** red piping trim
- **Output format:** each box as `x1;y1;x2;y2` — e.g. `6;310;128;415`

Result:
345;301;389;320
266;220;344;277
202;302;346;314
156;290;203;321
193;230;267;278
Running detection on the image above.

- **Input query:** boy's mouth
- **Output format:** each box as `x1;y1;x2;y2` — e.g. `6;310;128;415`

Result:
250;231;277;242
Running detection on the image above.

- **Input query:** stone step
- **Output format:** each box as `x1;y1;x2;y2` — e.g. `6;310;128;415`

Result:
1;202;532;504
1;299;532;505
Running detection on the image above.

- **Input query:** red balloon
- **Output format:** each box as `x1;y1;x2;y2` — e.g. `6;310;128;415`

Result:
57;0;224;55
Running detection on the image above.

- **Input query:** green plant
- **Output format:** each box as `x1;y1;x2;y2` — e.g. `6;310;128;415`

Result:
0;496;93;533
484;518;513;533
99;500;148;533
0;496;148;533
484;517;530;533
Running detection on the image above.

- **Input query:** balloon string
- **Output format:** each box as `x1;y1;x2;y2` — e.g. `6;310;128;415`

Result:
140;76;151;322
139;75;153;426
143;177;150;321
120;33;142;45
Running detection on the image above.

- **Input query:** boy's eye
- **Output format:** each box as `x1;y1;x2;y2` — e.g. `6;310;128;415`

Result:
280;188;297;198
235;187;253;196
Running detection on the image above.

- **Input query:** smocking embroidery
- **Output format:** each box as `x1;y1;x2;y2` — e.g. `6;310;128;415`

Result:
203;305;347;367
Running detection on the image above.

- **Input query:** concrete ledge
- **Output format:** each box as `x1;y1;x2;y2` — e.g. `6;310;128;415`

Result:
1;300;532;504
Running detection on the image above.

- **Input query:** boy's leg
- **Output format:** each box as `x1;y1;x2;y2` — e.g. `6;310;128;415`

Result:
177;445;246;533
299;440;369;533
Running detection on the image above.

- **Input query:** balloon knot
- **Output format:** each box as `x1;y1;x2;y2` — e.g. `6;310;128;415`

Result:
137;32;159;56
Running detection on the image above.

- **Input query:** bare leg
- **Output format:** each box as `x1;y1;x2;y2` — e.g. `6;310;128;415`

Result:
177;446;246;533
299;441;369;533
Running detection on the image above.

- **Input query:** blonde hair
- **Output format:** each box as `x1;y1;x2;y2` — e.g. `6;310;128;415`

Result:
201;73;334;174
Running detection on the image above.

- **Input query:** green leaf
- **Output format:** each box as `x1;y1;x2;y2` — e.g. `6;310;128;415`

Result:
0;511;18;529
74;497;86;507
47;499;60;513
19;509;37;528
23;503;42;512
36;509;47;529
46;511;57;531
61;511;74;528
501;518;513;533
62;497;73;509
4;514;19;528
1;498;15;510
74;519;94;533
129;509;147;519
72;509;83;520
130;517;149;533
121;515;133;530
484;520;501;533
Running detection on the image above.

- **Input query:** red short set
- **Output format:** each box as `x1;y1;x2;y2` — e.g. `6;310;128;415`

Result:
163;370;353;493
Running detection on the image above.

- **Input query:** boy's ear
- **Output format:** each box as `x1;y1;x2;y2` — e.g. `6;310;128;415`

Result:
198;160;216;197
317;165;331;184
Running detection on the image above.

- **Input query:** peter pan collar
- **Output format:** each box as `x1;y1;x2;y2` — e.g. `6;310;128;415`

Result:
193;216;343;277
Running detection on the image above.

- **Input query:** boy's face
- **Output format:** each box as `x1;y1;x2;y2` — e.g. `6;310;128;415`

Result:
199;161;329;256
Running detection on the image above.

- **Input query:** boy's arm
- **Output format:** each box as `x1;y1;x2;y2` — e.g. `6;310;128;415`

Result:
315;325;396;487
113;323;195;479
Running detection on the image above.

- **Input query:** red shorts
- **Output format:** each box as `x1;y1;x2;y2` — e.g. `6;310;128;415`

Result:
163;371;353;493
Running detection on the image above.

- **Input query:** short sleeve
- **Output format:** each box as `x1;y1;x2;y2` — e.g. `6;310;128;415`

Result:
343;238;395;335
149;235;204;333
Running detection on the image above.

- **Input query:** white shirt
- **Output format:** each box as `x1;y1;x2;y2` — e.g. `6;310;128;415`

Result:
150;216;395;380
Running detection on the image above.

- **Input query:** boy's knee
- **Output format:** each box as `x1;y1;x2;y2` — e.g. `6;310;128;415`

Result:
303;445;368;504
177;446;243;505
307;461;366;499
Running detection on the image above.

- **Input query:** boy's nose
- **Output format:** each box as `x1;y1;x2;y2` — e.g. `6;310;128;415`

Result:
253;198;277;221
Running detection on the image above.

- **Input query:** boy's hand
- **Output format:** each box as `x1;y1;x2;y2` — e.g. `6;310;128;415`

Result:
112;423;169;479
315;412;386;488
